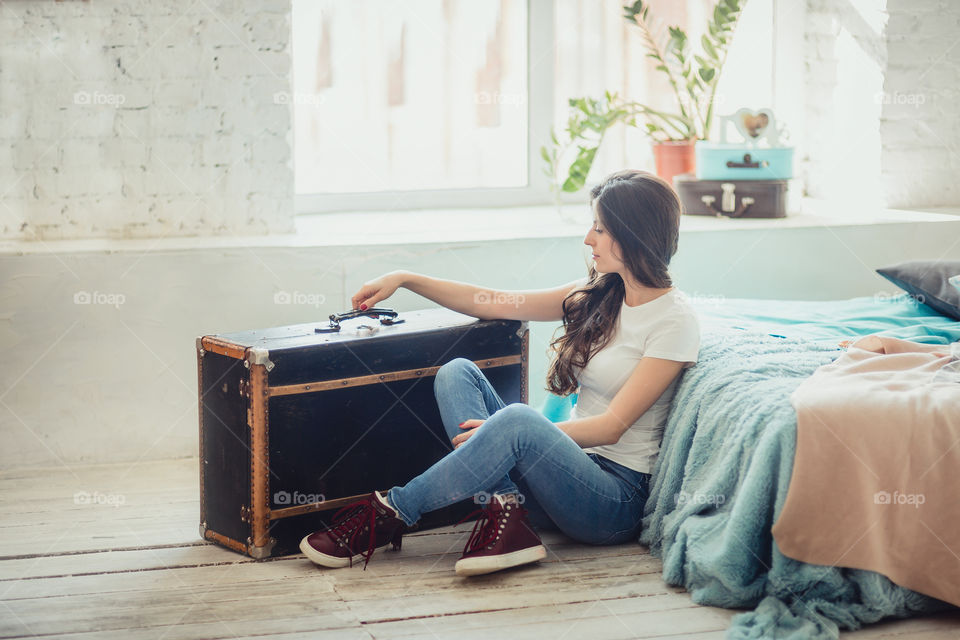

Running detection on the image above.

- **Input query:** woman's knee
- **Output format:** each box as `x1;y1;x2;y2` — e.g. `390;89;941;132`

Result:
486;403;551;436
496;402;539;420
434;357;477;395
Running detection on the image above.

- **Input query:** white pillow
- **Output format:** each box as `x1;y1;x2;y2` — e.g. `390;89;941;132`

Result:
951;274;960;295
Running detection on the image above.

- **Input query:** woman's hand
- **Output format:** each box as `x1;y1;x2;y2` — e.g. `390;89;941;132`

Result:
452;419;485;449
351;271;408;310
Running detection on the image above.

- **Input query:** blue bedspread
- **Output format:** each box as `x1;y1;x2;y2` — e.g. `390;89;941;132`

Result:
539;295;960;637
636;296;960;638
695;294;960;345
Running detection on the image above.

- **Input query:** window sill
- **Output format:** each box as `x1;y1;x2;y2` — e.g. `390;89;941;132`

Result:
1;199;958;256
295;201;960;247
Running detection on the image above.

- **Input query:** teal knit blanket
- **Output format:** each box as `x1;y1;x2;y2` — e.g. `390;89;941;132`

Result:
638;328;954;639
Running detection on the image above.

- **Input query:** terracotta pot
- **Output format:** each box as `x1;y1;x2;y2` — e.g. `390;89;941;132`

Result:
652;140;696;187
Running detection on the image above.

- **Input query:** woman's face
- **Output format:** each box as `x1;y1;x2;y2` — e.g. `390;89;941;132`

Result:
583;206;623;275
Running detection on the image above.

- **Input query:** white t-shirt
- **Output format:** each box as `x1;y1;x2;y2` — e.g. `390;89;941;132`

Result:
572;288;701;474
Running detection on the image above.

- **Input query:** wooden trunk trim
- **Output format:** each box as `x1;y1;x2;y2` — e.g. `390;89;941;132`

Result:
266;354;523;397
520;326;529;405
203;528;248;555
269;493;383;520
200;336;246;360
248;363;272;552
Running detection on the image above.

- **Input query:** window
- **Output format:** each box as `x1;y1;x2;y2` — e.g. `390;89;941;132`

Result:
552;0;779;186
292;1;528;196
292;0;780;214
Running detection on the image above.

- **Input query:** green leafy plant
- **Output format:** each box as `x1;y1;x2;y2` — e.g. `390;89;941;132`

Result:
544;0;746;194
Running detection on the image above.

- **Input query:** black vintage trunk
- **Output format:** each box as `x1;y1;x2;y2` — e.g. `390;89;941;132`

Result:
197;308;529;558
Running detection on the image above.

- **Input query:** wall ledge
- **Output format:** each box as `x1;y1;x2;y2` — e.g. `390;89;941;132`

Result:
2;199;958;256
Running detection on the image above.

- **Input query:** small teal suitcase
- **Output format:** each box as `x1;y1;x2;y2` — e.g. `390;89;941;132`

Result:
696;108;794;180
695;142;794;181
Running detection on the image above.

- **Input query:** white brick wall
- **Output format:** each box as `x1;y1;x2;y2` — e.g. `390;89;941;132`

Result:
804;0;960;209
0;0;295;240
881;0;960;207
4;0;956;241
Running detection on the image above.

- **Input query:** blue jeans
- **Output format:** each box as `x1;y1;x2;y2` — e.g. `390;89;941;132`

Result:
387;358;652;545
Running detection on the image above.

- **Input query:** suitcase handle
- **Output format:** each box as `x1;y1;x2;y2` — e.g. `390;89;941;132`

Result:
700;194;755;218
726;153;769;170
315;307;405;333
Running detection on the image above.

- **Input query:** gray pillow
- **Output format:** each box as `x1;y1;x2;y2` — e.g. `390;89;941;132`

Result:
876;260;960;321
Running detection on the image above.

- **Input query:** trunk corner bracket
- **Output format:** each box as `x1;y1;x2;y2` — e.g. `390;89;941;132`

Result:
249;537;277;559
246;348;275;372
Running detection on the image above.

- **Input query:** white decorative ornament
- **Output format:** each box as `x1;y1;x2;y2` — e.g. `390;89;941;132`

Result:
719;108;779;146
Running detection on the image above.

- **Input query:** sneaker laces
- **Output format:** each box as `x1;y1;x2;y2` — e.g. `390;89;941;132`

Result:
456;501;509;554
328;497;382;569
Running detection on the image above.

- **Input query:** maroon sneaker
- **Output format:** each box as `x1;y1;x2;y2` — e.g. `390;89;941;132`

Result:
299;491;405;569
454;494;547;576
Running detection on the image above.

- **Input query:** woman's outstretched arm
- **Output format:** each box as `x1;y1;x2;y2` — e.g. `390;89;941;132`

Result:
352;270;587;322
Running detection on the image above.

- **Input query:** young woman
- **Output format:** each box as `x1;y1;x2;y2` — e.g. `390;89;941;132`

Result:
300;169;700;576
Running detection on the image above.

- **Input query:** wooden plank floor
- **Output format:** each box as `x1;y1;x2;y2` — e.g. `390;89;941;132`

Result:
1;459;957;639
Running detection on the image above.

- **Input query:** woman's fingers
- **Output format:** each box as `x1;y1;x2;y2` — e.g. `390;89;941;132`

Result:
452;419;485;448
351;273;403;310
353;285;389;310
352;286;380;310
453;427;479;449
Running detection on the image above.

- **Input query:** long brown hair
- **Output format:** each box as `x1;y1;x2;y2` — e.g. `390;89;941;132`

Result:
545;170;681;396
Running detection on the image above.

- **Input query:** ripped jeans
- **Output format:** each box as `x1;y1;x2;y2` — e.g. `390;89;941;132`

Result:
386;358;651;545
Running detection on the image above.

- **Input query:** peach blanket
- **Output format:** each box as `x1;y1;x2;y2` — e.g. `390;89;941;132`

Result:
772;336;960;607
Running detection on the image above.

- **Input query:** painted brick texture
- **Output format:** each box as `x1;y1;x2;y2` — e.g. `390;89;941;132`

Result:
0;0;295;240
804;0;960;208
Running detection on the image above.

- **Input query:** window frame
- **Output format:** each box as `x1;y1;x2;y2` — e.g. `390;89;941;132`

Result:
294;0;592;214
294;0;794;216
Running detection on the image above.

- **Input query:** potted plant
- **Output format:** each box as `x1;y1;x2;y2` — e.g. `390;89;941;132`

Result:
542;0;746;193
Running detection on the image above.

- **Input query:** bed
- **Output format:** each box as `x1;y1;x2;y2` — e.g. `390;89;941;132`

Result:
541;294;960;639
